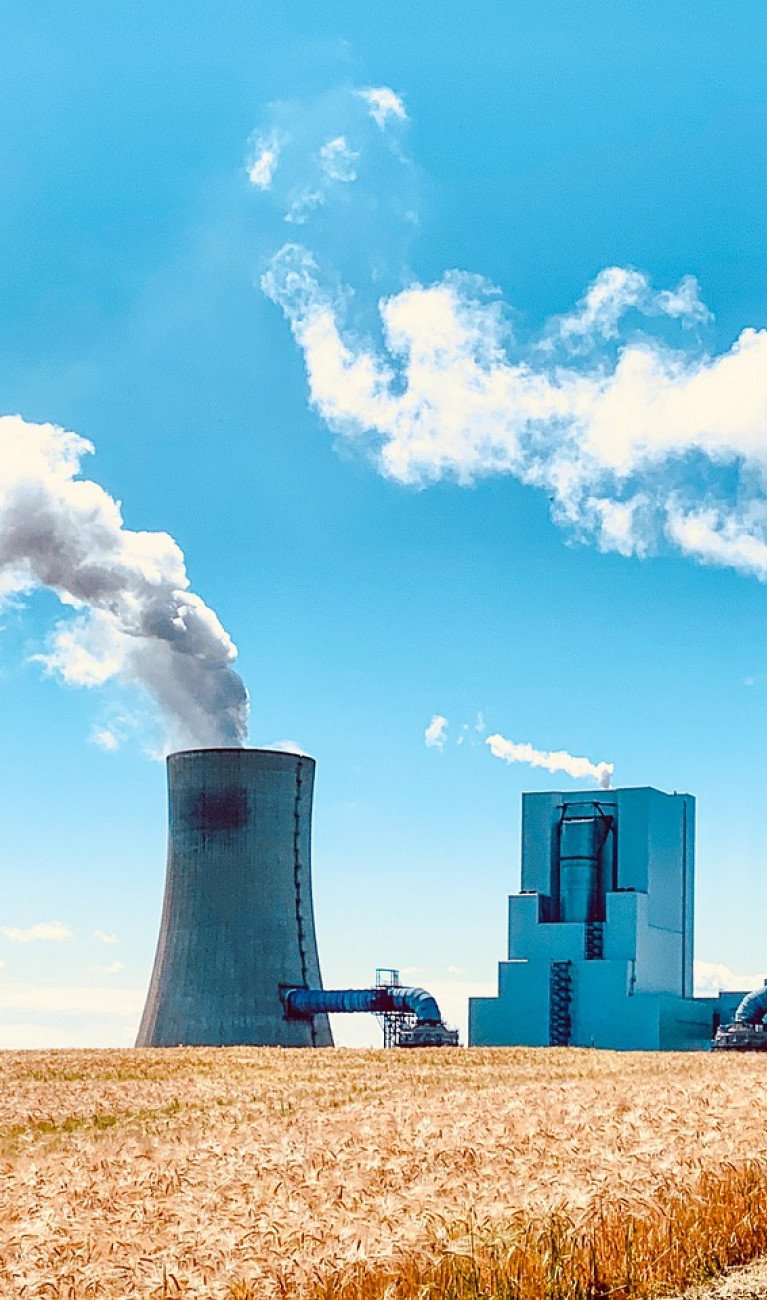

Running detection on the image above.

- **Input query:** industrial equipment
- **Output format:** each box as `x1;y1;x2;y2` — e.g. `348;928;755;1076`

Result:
374;968;415;1046
712;982;767;1052
282;981;459;1047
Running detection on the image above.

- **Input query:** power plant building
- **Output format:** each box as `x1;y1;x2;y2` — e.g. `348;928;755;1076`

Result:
469;786;716;1050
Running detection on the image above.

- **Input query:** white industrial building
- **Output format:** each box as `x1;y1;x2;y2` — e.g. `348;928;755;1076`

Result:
469;786;719;1050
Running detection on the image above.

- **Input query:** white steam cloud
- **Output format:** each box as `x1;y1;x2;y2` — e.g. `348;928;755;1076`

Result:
247;84;415;245
261;244;767;583
424;714;449;749
486;733;614;789
0;416;249;751
248;135;280;190
318;135;359;183
358;87;408;129
249;89;767;594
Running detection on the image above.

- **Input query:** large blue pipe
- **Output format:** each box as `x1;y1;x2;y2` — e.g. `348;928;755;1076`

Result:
735;983;767;1025
284;985;443;1025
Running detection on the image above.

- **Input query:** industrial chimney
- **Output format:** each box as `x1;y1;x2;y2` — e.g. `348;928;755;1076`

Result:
136;748;333;1048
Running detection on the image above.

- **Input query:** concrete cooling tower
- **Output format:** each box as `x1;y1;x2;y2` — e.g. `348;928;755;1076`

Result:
136;748;333;1048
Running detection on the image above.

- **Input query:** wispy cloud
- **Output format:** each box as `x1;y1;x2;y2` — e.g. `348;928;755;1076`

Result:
261;738;308;756
247;134;281;189
259;115;767;591
486;732;613;789
87;961;125;975
0;921;73;943
358;86;408;129
0;1021;135;1049
319;135;358;183
694;960;763;996
247;85;416;270
424;714;448;749
93;929;118;945
546;266;711;351
91;726;120;752
0;983;142;1015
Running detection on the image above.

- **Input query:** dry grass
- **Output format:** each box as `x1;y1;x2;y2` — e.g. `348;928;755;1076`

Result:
2;1048;767;1298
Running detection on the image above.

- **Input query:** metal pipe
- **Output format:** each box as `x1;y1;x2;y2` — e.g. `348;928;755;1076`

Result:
284;985;443;1025
734;983;767;1025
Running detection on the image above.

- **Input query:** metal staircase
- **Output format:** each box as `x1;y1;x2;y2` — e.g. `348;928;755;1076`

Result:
585;920;604;960
549;960;573;1045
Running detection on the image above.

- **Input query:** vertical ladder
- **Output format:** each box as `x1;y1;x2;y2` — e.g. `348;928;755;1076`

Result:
585;921;604;960
549;960;573;1046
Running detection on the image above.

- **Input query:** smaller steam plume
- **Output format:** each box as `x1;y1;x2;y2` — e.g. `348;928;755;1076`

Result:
0;416;249;751
486;732;613;789
424;714;448;749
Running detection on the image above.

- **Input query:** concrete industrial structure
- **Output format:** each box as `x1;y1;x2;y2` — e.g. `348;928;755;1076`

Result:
469;786;717;1050
137;748;333;1048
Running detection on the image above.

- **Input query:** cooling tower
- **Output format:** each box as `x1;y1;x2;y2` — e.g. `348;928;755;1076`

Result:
136;748;333;1048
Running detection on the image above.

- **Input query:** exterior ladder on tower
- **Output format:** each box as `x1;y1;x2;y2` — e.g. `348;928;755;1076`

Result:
585;920;604;960
549;960;573;1046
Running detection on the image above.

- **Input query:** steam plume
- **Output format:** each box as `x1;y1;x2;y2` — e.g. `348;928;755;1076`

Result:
486;732;613;789
0;416;249;751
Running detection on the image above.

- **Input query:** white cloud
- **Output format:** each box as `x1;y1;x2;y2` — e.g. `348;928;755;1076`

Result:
486;732;613;789
318;135;358;183
694;960;763;997
549;267;711;350
665;502;767;580
93;929;118;945
87;961;125;975
0;984;143;1015
0;1022;119;1049
247;135;280;189
285;137;359;224
0;921;73;943
262;247;767;584
248;84;414;243
286;189;324;226
447;965;465;976
358;86;408;129
91;725;120;751
0;990;143;1048
424;714;448;750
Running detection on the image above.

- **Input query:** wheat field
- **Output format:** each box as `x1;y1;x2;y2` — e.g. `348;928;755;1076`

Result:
3;1047;767;1299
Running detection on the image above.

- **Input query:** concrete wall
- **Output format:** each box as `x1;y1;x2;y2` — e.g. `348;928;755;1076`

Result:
137;748;333;1048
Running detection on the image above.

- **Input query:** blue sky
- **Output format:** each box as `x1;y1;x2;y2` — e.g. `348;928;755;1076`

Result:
2;1;767;1046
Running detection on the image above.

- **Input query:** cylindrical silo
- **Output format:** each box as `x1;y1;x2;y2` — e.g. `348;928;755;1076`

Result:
136;748;333;1047
559;816;602;923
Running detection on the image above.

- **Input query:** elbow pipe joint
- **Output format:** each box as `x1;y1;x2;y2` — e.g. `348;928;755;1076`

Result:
734;984;767;1026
